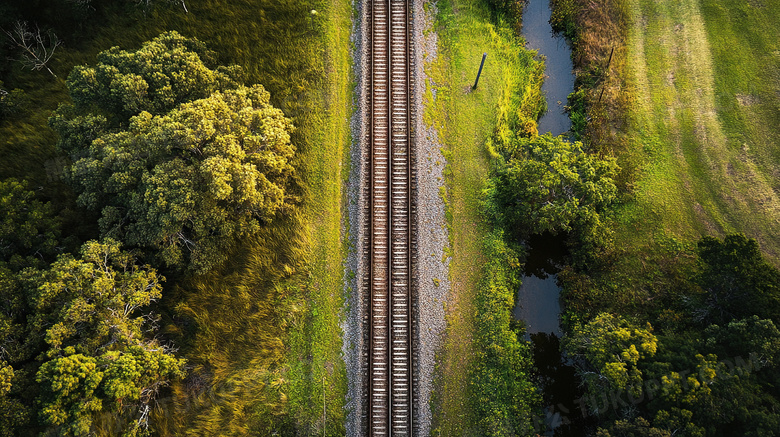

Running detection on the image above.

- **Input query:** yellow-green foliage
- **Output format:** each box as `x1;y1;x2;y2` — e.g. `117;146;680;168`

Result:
471;232;540;436
564;313;657;399
2;0;352;434
490;27;545;146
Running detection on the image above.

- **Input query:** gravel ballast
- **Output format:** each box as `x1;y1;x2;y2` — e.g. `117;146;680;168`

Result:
410;0;450;435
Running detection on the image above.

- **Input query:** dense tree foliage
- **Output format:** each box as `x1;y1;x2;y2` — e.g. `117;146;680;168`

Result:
51;32;296;272
0;82;28;120
560;234;780;436
565;313;657;401
596;417;674;437
59;31;242;126
0;179;60;269
0;239;184;436
485;133;618;244
694;234;780;324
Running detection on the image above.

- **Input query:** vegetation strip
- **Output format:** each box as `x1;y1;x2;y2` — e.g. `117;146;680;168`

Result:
424;0;550;433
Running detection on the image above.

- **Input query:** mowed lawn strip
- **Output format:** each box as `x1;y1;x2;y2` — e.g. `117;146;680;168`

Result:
616;0;780;262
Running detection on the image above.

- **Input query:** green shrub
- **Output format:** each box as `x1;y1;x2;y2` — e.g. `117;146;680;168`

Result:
471;231;541;436
485;133;618;242
550;0;580;41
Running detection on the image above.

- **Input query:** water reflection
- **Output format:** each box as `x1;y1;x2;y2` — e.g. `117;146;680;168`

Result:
515;0;582;434
523;0;575;136
513;232;567;338
515;0;576;339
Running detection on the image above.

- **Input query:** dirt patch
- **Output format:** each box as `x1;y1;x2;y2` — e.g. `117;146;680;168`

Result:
736;93;760;106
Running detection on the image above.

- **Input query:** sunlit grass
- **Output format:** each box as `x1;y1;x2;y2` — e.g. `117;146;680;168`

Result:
615;0;780;262
425;0;544;433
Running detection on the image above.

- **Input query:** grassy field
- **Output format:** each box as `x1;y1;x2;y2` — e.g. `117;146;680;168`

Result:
425;0;543;433
615;0;780;262
1;0;353;434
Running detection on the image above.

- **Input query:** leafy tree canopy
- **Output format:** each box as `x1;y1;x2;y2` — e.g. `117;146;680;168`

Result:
50;32;296;272
59;31;242;128
596;416;673;437
564;313;657;398
21;239;185;436
486;133;618;241
694;234;780;323
0;178;60;269
705;316;780;368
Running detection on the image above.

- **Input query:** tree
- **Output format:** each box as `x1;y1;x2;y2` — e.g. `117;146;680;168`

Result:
705;316;780;370
51;32;296;272
66;86;295;272
55;31;241;129
596;417;672;437
0;178;60;269
26;239;185;436
485;133;618;241
564;313;657;403
693;234;780;324
2;21;61;77
0;264;32;365
0;81;28;120
0;361;11;396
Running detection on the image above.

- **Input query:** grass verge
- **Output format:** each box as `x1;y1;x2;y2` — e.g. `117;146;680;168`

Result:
282;0;353;433
425;0;544;433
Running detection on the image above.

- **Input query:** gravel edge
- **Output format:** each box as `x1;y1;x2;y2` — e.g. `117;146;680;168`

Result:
342;0;369;433
411;1;450;435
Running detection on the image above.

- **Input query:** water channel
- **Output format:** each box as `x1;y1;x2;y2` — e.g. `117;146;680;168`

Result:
513;0;574;340
513;0;587;435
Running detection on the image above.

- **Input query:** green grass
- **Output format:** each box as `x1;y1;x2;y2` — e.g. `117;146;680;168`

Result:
283;0;353;433
615;0;780;262
1;0;353;434
425;0;544;433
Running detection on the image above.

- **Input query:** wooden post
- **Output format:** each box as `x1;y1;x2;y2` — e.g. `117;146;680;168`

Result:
605;46;614;71
472;52;487;90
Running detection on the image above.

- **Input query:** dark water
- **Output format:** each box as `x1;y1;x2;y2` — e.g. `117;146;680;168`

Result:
531;333;597;436
523;0;575;136
516;1;582;435
513;0;576;340
513;232;566;338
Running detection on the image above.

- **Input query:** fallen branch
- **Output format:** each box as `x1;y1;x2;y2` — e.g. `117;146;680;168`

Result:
3;21;62;78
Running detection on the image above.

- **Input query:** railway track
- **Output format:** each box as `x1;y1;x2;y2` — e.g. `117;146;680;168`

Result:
367;0;415;434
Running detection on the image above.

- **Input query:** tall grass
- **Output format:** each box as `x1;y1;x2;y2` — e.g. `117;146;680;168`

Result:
1;0;353;434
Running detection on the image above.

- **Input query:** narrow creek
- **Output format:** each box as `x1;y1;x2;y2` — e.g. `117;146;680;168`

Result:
514;0;589;435
514;0;572;340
